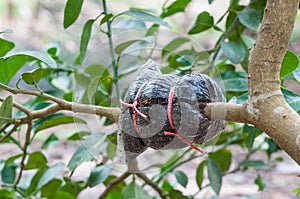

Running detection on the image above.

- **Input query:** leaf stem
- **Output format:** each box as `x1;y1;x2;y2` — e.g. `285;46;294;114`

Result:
102;0;121;105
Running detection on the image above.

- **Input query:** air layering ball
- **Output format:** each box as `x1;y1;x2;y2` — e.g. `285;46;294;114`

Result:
117;59;225;163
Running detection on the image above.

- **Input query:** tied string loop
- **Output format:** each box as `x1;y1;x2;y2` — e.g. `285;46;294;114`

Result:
120;84;203;153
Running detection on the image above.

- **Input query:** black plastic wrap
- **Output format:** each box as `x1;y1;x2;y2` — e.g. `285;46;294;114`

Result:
118;59;225;164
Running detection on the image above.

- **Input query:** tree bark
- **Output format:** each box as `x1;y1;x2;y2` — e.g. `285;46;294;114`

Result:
206;0;300;165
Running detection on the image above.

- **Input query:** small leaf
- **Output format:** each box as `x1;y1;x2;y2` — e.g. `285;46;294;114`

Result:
112;19;146;29
34;115;86;134
88;165;112;187
80;19;95;63
41;179;62;198
169;189;189;199
0;56;27;84
114;38;152;55
293;187;300;197
238;8;262;31
0;38;14;57
100;14;114;25
282;88;300;112
175;170;188;188
0;96;13;128
1;163;17;184
63;0;84;29
37;162;65;190
121;182;152;199
161;0;192;18
243;124;262;150
119;10;170;28
4;51;57;68
280;50;299;78
67;132;107;171
22;68;49;85
207;158;222;195
220;39;247;64
188;11;214;34
24;151;48;170
42;134;59;149
223;78;248;92
241;160;266;168
162;37;190;58
254;174;266;191
209;148;232;173
0;189;15;198
196;161;206;188
67;131;91;141
60;179;85;196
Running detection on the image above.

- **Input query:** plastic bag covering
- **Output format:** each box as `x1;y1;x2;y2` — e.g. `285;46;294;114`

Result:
117;59;225;164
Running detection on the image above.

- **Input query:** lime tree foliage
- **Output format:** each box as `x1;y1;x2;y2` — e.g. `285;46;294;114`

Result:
0;0;300;198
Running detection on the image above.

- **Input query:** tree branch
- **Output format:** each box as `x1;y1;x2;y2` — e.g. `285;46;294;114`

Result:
98;172;131;199
136;173;168;199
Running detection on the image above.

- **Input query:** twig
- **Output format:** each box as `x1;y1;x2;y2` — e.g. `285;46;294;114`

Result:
13;121;32;189
0;83;121;122
98;172;131;199
136;173;168;199
0;124;19;143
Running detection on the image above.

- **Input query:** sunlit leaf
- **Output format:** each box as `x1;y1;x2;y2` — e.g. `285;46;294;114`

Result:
209;148;232;173
112;19;146;29
0;38;14;57
0;56;26;84
280;50;299;78
41;179;62;198
100;14;114;25
22;68;50;85
24;151;48;170
188;11;214;34
0;96;13;128
63;0;84;29
161;0;192;18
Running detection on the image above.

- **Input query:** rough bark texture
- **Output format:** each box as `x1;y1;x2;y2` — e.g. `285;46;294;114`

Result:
206;0;300;165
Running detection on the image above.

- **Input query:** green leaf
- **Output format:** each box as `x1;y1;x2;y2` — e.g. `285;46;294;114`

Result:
112;19;146;29
119;10;170;28
162;37;190;58
293;62;300;83
0;38;14;57
238;8;262;31
161;0;192;18
67;131;91;141
51;191;75;199
169;189;189;199
42;133;59;149
104;175;126;193
1;163;17;184
254;174;266;191
63;0;84;29
188;11;214;34
224;77;248;92
60;179;85;197
37;162;65;190
241;160;266;168
34;115;86;134
114;38;152;55
175;170;188;188
293;187;300;197
282;88;300;112
0;189;15;198
280;50;299;78
0;56;27;84
80;19;95;63
0;96;13;128
100;14;114;25
121;182;152;199
265;138;280;158
88;165;112;187
220;39;247;64
41;179;62;198
4;51;57;68
243;124;262;150
209;148;232;173
22;68;50;85
207;158;222;195
67;132;107;171
196;161;206;188
24;151;47;170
